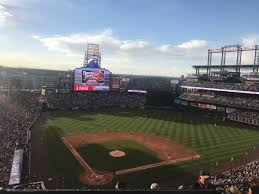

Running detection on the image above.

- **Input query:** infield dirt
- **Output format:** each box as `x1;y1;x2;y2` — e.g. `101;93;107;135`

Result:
64;131;199;161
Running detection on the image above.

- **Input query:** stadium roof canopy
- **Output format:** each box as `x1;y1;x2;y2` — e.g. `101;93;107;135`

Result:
181;85;259;95
8;149;24;186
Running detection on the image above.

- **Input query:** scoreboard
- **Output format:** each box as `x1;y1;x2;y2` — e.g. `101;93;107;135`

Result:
74;67;111;91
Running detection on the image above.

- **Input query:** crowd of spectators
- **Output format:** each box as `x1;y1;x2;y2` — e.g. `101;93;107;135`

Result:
228;110;259;126
113;165;259;193
183;81;259;92
0;92;39;186
46;92;146;108
214;160;259;193
179;91;259;110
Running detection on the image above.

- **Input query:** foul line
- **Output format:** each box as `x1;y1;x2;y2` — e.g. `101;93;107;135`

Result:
115;155;200;175
62;137;98;177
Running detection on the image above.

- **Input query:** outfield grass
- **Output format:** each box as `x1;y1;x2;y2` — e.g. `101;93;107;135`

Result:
42;108;259;188
77;140;161;171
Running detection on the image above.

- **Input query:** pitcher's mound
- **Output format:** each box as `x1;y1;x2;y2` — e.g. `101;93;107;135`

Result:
109;150;126;158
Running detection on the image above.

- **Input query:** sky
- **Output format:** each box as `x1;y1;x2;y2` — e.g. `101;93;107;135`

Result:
0;0;259;76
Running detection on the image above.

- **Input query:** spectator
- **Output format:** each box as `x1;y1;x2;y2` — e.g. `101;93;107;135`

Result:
190;170;215;190
225;185;242;194
150;183;160;190
115;181;126;191
248;176;259;194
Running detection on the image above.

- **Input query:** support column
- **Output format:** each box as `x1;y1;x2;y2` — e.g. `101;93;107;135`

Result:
236;45;242;72
220;47;225;72
254;45;259;72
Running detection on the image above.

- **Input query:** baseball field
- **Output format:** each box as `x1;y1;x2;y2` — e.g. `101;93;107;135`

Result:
33;107;259;189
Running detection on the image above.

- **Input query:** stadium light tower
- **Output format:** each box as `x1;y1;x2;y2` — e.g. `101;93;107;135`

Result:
83;44;101;68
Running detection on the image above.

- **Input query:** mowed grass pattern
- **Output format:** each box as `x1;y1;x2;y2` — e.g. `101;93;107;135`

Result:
43;108;259;187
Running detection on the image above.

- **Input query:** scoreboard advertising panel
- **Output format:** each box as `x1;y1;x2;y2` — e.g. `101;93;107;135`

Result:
74;67;111;91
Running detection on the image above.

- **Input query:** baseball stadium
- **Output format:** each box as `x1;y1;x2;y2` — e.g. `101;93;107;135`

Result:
1;41;259;194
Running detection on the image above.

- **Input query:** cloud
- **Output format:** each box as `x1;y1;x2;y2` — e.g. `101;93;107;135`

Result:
176;40;208;49
33;29;121;54
157;40;208;59
33;30;207;56
222;34;259;64
158;44;173;53
0;0;36;7
120;40;150;50
32;29;210;76
240;35;259;64
0;5;13;25
241;34;259;46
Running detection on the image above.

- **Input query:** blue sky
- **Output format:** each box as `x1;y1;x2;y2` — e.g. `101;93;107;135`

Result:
0;0;259;76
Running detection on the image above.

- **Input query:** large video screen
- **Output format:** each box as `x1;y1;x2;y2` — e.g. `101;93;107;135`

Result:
74;67;111;91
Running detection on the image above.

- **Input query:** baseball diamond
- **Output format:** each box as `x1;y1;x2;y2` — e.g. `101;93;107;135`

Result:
61;131;199;185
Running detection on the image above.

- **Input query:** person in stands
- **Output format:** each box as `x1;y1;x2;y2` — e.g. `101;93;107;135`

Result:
115;181;126;191
190;170;215;190
248;176;259;194
150;183;160;190
225;185;242;194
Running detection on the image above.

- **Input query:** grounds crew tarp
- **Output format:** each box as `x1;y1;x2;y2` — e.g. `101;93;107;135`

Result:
8;149;24;186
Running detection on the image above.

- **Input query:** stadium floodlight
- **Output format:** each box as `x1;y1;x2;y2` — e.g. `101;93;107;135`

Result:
83;44;101;68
